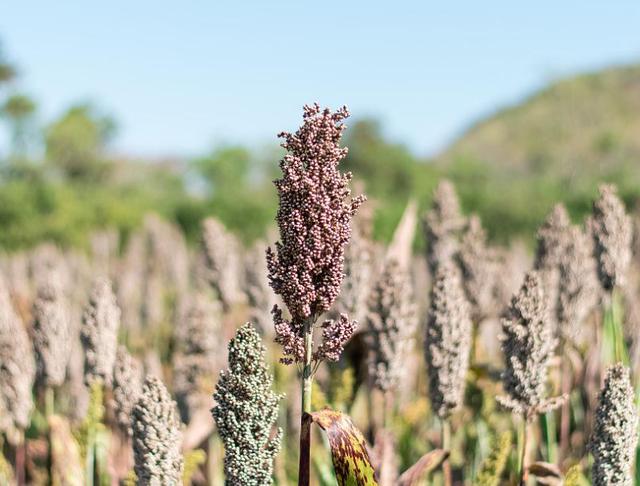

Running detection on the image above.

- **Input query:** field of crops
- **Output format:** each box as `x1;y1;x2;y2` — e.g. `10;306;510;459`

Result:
1;104;640;485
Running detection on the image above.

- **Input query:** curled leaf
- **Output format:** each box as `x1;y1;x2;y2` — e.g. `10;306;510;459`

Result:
528;461;562;486
396;449;449;486
309;409;378;486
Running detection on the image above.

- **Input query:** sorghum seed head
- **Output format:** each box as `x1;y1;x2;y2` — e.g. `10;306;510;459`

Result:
589;184;633;292
132;375;184;485
425;261;473;419
32;274;71;388
590;363;638;486
457;214;498;321
111;346;143;436
423;180;464;275
81;277;121;386
366;258;417;392
0;276;35;443
199;217;245;310
497;271;565;419
173;290;221;423
213;323;283;486
267;104;365;364
557;225;600;345
534;204;571;271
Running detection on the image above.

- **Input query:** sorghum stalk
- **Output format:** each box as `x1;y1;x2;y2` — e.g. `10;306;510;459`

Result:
298;316;314;486
266;104;364;486
442;421;452;486
519;420;529;486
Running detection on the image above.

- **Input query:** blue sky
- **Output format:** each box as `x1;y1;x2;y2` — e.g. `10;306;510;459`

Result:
1;1;639;158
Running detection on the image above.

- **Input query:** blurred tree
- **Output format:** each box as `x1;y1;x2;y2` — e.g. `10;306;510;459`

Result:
344;118;421;196
1;93;37;157
0;44;17;87
195;145;251;194
44;104;116;180
191;144;277;242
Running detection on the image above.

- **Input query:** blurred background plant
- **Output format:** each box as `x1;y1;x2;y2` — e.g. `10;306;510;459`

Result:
2;36;640;251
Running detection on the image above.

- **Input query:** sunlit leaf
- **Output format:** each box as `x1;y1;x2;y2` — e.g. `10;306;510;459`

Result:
310;409;378;486
563;465;583;486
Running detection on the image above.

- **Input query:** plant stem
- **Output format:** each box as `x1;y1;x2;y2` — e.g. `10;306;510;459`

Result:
298;316;315;486
45;387;54;486
45;387;54;418
603;289;628;367
207;434;218;485
381;391;392;431
86;432;95;486
559;357;572;462
16;433;26;486
442;419;452;486
519;418;529;486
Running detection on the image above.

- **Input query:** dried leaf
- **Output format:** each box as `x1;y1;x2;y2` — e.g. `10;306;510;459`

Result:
310;409;378;486
528;461;562;486
396;449;449;486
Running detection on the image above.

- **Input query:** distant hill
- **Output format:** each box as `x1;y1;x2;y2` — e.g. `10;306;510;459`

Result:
439;64;640;179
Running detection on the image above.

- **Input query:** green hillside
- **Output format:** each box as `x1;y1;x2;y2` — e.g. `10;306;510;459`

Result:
439;64;640;180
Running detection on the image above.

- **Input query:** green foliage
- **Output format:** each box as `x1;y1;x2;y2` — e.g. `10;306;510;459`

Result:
183;449;206;484
45;104;115;181
564;465;583;486
1;51;640;252
475;432;511;486
74;382;105;462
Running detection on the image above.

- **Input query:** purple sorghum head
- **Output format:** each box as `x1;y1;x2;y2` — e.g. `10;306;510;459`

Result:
267;104;365;364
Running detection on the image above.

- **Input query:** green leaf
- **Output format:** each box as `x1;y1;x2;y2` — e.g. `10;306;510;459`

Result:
310;409;378;486
475;431;511;486
183;449;206;484
563;465;583;486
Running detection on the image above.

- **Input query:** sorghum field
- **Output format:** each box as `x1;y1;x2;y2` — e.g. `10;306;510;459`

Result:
1;102;640;486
